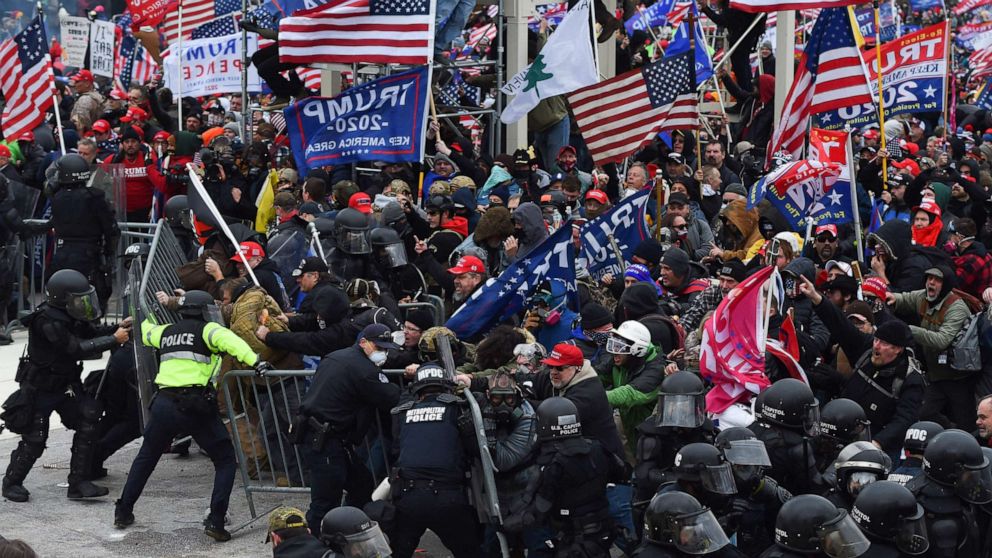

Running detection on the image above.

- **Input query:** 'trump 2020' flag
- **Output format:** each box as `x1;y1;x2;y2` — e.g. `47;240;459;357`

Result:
568;51;698;165
446;226;578;339
623;0;675;35
0;16;54;142
748;159;843;230
500;0;597;124
581;188;652;280
284;66;429;173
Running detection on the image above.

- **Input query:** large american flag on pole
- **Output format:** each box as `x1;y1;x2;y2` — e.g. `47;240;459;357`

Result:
161;0;241;46
0;16;54;142
767;8;872;163
114;33;159;90
278;0;432;65
568;51;698;165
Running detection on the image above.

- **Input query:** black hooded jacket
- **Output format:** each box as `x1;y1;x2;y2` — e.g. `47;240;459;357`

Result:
869;220;930;293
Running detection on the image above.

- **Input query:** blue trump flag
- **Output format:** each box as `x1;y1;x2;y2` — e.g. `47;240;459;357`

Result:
624;0;676;36
747;159;844;231
977;78;992;110
665;4;713;85
446;226;579;339
580;188;652;280
284;66;430;174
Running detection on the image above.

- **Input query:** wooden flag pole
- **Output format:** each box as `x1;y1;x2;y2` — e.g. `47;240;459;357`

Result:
942;19;951;139
872;0;887;190
688;9;702;172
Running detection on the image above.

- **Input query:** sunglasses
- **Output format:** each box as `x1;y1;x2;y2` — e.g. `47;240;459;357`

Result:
816;235;837;243
549;365;574;372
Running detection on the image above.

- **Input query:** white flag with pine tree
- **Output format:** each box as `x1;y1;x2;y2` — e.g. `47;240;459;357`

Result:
499;0;598;124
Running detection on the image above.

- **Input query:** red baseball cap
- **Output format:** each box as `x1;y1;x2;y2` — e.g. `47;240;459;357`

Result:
91;119;110;134
814;224;838;238
891;158;921;177
585;189;609;205
863;129;880;140
913;198;941;218
70;69;94;83
17;131;34;142
0;145;10;158
349;192;373;214
230;241;265;261
109;89;128;101
447;255;484;275
861;276;888;300
542;343;584;367
153;130;171;142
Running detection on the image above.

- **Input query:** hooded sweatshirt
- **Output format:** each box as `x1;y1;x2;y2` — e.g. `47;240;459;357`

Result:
719;199;762;261
511;202;549;261
868;219;930;293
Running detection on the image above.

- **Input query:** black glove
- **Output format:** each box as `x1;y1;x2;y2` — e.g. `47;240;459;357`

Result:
254;360;274;377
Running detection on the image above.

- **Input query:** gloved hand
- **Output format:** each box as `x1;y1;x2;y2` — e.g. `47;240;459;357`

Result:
254;360;274;377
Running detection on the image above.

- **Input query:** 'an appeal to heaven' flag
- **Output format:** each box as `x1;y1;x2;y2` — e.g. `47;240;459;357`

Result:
818;22;947;130
500;0;597;124
284;65;429;174
446;225;578;339
0;16;54;142
580;188;652;280
747;159;844;230
807;128;854;226
568;51;698;165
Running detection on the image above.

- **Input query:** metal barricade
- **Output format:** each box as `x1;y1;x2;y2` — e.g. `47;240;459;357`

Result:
137;220;187;325
14;222;52;323
397;300;443;327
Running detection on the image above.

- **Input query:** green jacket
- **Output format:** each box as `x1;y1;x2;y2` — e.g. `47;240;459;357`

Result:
892;289;971;381
596;345;666;453
142;318;259;388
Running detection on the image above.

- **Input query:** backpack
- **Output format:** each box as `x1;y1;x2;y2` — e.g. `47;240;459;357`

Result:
920;292;983;373
638;313;686;354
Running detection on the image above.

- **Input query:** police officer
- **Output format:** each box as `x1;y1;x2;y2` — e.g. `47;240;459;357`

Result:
851;481;930;557
114;290;272;542
0;173;49;344
2;270;130;502
658;443;738;537
388;363;480;558
327;207;379;283
825;441;892;510
505;397;624;556
888;421;943;485
814;398;871;472
636;492;745;558
164;194;197;260
751;378;824;494
759;494;870;557
906;429;992;558
296;323;402;533
47;154;119;314
319;506;393;558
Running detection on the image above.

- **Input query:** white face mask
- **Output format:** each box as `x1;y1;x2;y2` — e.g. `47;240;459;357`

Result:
369;350;387;367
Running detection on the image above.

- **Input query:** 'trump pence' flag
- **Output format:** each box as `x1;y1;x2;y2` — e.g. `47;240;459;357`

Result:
446;226;578;339
500;0;597;124
747;159;843;230
580;188;652;280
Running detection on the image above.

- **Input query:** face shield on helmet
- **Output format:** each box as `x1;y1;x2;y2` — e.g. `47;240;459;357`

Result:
203;303;225;325
954;460;992;504
658;393;706;428
817;512;871;558
341;522;391;557
722;439;772;468
803;401;822;436
846;471;880;498
378;242;408;268
672;508;731;555
893;508;930;555
698;463;738;495
65;286;102;321
337;227;372;254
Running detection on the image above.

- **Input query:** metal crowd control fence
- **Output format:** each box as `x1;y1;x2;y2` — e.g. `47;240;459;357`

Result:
222;368;508;556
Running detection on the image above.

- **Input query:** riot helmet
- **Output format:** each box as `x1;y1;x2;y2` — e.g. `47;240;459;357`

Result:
165;195;192;230
536;397;582;442
381;202;410;237
755;378;820;435
313;217;336;236
774;494;870;558
177;290;224;324
833;441;892;498
370;227;408;269
674;443;738;495
902;420;944;456
122;242;150;269
334;208;372;255
715;427;771;488
818;398;870;445
643;491;730;554
657;371;706;428
56;154;91;186
923;429;992;504
852;481;929;555
46;269;101;320
409;362;455;395
319;506;391;556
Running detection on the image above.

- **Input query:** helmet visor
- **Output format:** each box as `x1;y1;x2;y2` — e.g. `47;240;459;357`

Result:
818;512;871;558
894;510;929;555
658;394;706;428
66;287;102;321
380;242;408;268
723;439;772;467
803;401;822;437
203;304;225;325
674;509;731;555
700;463;738;495
606;335;633;355
955;461;992;504
342;523;391;557
337;229;371;254
846;471;880;498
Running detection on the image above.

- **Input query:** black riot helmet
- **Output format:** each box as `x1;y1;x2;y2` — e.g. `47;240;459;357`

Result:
319;506;391;556
818;398;870;446
674;443;738;495
334;208;372;255
176;290;224;323
165;194;192;230
314;217;336;236
774;494;870;558
381;202;410;237
923;428;992;504
370;227;408;269
46;269;101;320
643;491;730;554
409;362;455;395
536;397;582;442
657;371;706;428
56;154;91;186
715;427;771;489
902;420;944;456
833;441;892;498
852;481;929;555
755;378;820;435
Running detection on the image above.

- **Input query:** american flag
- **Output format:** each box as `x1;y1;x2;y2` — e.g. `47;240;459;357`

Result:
278;0;432;65
162;0;241;46
970;46;992;79
0;16;54;142
730;0;857;13
767;8;871;162
568;51;698;165
666;2;692;28
114;33;159;90
191;14;239;39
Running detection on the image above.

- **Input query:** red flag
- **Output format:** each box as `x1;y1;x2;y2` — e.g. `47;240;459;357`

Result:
779;308;801;362
129;0;172;28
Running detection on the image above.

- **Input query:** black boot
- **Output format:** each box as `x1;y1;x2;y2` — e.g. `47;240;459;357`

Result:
114;500;135;529
68;433;109;499
204;519;231;542
2;477;29;502
3;444;38;503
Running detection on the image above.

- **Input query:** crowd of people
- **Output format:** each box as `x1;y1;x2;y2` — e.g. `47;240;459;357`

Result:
6;0;992;557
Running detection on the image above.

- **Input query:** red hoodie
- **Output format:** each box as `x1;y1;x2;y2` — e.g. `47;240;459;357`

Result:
442;216;469;237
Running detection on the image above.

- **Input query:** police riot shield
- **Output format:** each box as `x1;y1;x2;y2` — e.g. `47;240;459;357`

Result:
463;390;510;558
2;181;40;326
88;163;128;221
267;228;309;286
128;260;158;431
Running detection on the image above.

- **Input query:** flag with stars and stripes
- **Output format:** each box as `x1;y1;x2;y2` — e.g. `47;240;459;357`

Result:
162;0;241;46
731;0;859;13
114;33;159;90
767;8;872;164
568;51;698;165
0;16;54;142
191;14;239;39
279;0;432;65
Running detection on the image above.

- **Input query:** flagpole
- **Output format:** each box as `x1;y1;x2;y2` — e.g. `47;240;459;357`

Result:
240;0;248;141
872;0;887;190
942;19;950;133
846;136;864;265
588;0;599;76
711;15;763;74
38;5;66;154
688;9;701;173
177;1;184;127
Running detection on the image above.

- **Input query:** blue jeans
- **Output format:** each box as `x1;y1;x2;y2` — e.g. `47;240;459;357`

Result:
118;391;236;526
435;0;476;54
302;438;374;534
608;483;636;554
533;115;571;170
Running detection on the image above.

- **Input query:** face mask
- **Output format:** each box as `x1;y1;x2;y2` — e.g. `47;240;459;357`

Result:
513;169;529;180
559;160;575;171
720;202;728;213
369;350;387;367
586;330;611;346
